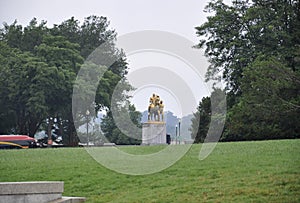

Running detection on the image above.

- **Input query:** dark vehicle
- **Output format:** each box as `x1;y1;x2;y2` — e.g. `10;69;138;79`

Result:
166;134;171;145
34;130;63;148
0;135;36;149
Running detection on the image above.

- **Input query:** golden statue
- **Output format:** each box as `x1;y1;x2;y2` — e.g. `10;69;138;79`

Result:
148;93;164;122
159;100;164;121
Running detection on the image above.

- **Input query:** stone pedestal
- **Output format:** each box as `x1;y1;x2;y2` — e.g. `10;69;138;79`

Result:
142;122;166;145
0;181;86;203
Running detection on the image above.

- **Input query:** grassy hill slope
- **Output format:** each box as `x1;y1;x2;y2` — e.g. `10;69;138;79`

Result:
0;139;299;202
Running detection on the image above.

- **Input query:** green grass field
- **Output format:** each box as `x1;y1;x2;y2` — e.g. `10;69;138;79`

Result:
0;139;299;202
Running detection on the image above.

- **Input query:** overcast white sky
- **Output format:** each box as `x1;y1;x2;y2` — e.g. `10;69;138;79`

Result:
0;0;230;116
0;0;213;42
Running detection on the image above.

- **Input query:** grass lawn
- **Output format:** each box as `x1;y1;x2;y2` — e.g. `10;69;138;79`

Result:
0;139;299;202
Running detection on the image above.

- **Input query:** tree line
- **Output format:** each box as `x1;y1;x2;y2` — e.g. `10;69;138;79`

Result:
1;0;299;145
0;16;141;146
191;0;300;142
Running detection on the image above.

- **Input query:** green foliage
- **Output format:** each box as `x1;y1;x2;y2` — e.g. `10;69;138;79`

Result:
225;56;300;140
51;15;116;59
1;18;49;52
0;140;299;202
0;42;49;135
193;0;300;141
190;88;226;143
196;0;300;91
101;103;142;145
190;97;211;143
0;16;130;145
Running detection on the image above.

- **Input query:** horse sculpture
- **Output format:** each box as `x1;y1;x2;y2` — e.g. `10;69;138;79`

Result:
148;94;164;122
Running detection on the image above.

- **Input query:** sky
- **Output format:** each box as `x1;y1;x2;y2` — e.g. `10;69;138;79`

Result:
0;0;211;42
0;0;230;117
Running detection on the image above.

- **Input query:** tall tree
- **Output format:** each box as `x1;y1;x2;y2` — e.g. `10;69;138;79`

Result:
0;42;52;136
195;0;300;92
101;103;142;145
194;0;300;141
190;97;211;143
190;88;226;143
34;35;83;143
0;16;130;146
0;18;49;52
0;42;19;133
224;56;300;140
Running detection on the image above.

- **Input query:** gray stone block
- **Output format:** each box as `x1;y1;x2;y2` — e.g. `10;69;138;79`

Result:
0;181;64;195
0;193;62;203
0;181;63;203
142;122;166;145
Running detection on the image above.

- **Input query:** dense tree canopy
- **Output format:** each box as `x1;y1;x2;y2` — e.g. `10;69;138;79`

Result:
190;96;211;143
192;0;300;142
101;103;142;145
0;16;137;146
2;2;299;145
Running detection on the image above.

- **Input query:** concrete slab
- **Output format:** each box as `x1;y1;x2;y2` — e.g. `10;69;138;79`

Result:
0;181;86;203
0;193;62;203
0;181;64;195
142;122;166;145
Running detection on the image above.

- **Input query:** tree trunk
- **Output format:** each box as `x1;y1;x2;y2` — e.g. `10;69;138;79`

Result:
28;116;42;137
47;117;53;147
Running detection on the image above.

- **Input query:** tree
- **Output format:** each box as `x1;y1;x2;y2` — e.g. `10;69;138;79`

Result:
53;15;129;110
0;42;18;133
224;56;300;140
34;35;83;144
101;103;142;145
79;15;117;59
0;42;52;136
195;0;300;140
0;16;130;146
0;18;49;52
190;97;211;143
190;88;226;143
0;20;23;49
196;0;300;93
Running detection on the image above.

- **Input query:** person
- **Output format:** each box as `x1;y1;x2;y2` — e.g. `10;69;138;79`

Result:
155;95;160;106
159;100;164;121
148;94;156;121
149;93;156;105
